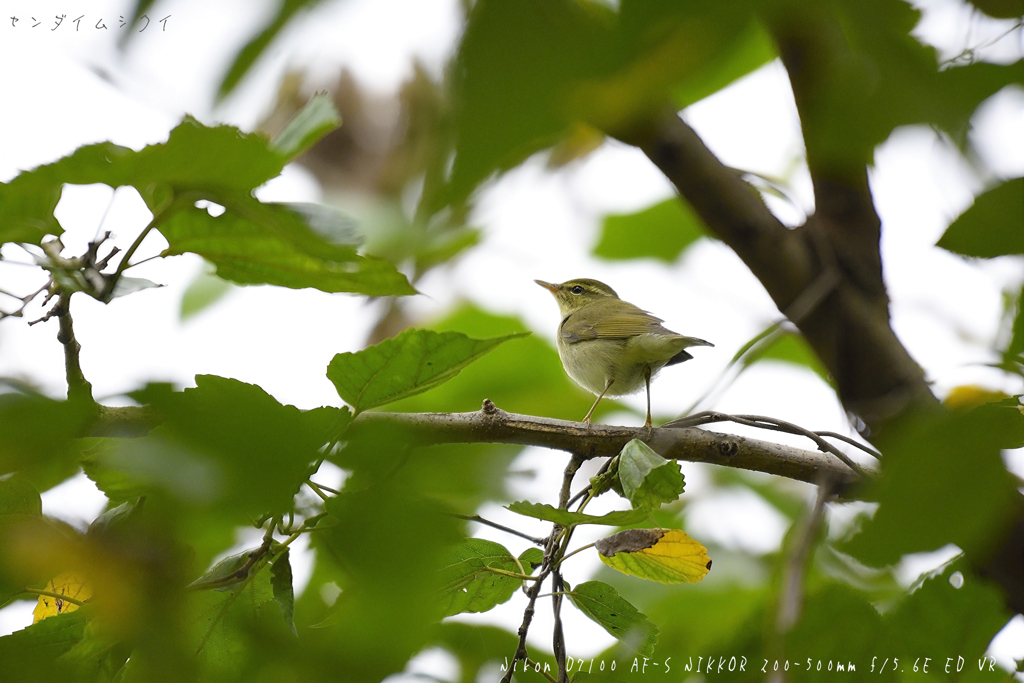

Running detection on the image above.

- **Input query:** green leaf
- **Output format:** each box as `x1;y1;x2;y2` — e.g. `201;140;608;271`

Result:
669;16;776;109
270;548;297;636
314;484;463;679
567;581;659;658
594;198;705;263
270;92;343;161
0;610;89;683
747;328;830;382
116;376;330;517
217;0;331;101
0;116;284;245
506;501;649;528
187;549;257;592
884;561;1009;658
595;528;712;584
439;539;533;617
843;406;1022;566
1007;283;1024;361
0;477;41;516
87;498;145;536
938;178;1024;258
159;195;414;296
617;439;686;510
184;567;279;673
180;263;233;321
327;328;529;413
0;393;93;491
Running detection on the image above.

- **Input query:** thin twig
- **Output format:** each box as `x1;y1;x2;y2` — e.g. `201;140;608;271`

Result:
455;514;546;546
305;480;331;502
776;477;834;632
21;588;87;607
501;455;583;683
665;411;869;476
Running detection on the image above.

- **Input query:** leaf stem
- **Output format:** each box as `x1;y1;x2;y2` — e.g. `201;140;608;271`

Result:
21;588;87;607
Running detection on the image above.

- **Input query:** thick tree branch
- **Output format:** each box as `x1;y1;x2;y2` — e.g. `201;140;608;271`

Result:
92;401;870;489
349;402;869;489
618;110;937;438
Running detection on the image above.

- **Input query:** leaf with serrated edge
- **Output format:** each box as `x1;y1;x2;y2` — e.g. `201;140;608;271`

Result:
617;439;685;510
568;580;659;657
328;328;528;413
596;528;711;584
506;501;648;527
439;539;530;617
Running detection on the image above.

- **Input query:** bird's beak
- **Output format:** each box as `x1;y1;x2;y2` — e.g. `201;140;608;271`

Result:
534;279;559;295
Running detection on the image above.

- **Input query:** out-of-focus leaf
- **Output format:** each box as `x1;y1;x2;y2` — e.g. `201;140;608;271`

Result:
180;263;233;321
617;439;686;510
33;571;92;623
506;501;649;528
313;484;462;680
184;567;279;674
270;92;343;161
217;0;332;101
87;498;145;536
969;0;1024;18
159;195;414;296
440;0;778;213
0;476;41;516
328;328;528;413
567;580;659;658
0;393;92;491
430;622;553;683
270;548;296;636
0;610;89;682
0;514;80;609
843;405;1022;566
784;583;885;675
779;0;1017;178
669;16;776;109
885;561;1009;658
937;178;1024;258
593;198;706;263
747;328;831;382
186;549;256;592
1008;283;1024;361
121;376;329;517
596;528;711;584
440;0;615;210
439;539;534;617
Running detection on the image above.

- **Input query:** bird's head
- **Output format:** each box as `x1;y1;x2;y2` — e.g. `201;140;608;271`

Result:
535;278;619;316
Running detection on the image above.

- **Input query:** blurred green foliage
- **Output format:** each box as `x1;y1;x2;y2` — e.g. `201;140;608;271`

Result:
1;0;1022;680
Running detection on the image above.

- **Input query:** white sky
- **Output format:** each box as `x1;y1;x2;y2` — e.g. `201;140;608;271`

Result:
0;0;1022;673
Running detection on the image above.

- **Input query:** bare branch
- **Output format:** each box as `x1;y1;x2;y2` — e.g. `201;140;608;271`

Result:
350;404;870;489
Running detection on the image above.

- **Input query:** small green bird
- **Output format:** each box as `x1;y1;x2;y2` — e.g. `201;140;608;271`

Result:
536;278;713;428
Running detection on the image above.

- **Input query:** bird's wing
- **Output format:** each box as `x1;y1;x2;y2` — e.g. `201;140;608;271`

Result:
560;304;669;343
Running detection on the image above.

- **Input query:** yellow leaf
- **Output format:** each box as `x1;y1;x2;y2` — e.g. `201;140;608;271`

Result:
943;385;1008;410
596;528;711;584
32;571;91;623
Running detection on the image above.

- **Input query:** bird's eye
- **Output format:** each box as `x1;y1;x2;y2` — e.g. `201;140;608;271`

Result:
570;285;584;294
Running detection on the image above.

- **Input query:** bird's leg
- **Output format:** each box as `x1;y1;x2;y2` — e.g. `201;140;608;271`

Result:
643;366;653;431
582;379;613;425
